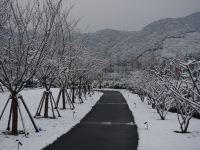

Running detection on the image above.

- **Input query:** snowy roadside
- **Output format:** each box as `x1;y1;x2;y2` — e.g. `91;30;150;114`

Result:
0;88;103;150
121;90;200;150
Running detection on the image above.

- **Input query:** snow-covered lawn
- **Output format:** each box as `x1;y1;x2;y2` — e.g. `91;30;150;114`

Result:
0;88;103;150
121;90;200;150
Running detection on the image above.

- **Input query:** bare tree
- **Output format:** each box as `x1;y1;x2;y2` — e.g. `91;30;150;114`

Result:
142;57;200;132
168;59;200;133
54;10;78;110
34;4;70;118
145;66;174;120
0;0;62;135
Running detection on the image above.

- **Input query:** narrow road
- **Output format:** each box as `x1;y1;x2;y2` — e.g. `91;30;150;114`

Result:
44;91;138;150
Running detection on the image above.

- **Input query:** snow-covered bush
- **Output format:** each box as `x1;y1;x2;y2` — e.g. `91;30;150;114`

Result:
168;59;200;133
137;57;200;132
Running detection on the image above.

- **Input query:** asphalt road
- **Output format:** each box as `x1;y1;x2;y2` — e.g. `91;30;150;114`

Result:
43;91;139;150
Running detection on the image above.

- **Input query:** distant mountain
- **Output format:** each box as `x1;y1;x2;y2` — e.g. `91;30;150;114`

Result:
86;29;134;56
86;12;200;64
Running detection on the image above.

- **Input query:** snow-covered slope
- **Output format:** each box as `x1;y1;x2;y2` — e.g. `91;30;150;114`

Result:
86;12;200;62
86;29;134;56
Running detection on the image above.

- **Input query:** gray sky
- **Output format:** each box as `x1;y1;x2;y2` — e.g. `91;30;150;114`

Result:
65;0;200;32
22;0;200;32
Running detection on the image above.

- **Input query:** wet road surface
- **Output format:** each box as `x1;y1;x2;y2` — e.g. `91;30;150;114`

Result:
44;91;138;150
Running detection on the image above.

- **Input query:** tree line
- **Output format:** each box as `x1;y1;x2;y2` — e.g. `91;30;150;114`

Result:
0;0;107;135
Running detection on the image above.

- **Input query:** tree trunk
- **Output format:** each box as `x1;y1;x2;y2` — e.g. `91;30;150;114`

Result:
152;103;155;109
183;117;191;133
62;89;66;109
160;116;165;120
72;87;75;103
99;81;102;89
44;93;49;118
11;95;18;135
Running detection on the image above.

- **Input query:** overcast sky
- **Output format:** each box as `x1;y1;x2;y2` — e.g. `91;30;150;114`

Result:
22;0;200;32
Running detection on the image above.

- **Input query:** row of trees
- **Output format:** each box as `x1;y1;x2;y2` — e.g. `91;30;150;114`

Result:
0;0;107;135
129;57;200;133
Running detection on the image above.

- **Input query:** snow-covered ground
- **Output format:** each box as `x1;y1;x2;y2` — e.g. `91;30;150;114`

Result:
121;90;200;150
0;88;103;150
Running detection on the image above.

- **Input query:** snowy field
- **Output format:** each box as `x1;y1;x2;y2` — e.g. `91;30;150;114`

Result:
0;88;103;150
121;90;200;150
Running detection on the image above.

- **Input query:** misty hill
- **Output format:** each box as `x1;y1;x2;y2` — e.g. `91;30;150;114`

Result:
86;12;200;63
86;29;135;55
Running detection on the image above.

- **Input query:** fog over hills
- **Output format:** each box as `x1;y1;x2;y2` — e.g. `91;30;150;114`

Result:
86;12;200;64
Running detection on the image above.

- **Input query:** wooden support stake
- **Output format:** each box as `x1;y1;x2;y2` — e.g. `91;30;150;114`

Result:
49;95;55;118
19;96;39;132
50;93;61;117
35;93;45;117
0;98;10;120
18;100;26;135
55;89;62;109
7;101;13;131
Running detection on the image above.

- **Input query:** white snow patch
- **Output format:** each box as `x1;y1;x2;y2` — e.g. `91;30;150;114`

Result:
121;90;200;150
0;88;103;150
